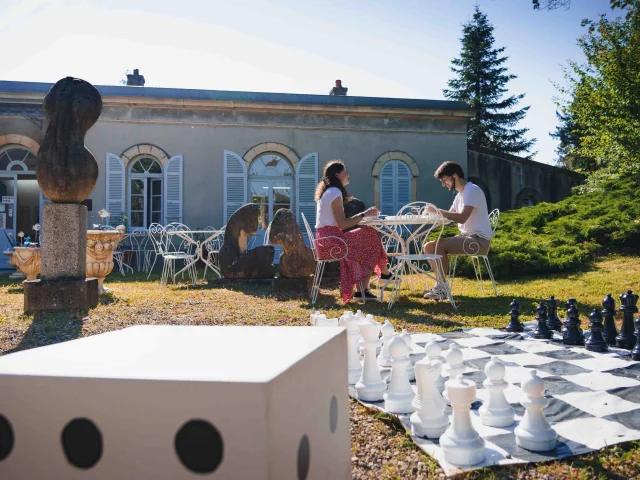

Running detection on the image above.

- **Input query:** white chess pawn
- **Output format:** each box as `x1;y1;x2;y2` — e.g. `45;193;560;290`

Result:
310;311;321;326
343;315;363;384
355;310;366;321
365;314;376;323
378;319;395;367
426;340;444;391
355;321;386;401
443;344;465;379
383;334;415;413
440;375;486;466
515;370;558;452
410;358;449;438
479;356;515;427
313;313;327;327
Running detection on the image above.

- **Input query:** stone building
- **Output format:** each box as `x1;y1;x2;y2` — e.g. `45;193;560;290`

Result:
0;77;581;268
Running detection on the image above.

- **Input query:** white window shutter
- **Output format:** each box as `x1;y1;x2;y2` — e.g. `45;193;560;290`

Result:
379;161;395;216
164;155;183;224
396;161;412;209
296;152;318;244
106;153;125;221
224;150;247;224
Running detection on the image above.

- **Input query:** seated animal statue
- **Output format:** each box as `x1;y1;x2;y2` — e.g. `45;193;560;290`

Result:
268;209;315;278
219;204;275;279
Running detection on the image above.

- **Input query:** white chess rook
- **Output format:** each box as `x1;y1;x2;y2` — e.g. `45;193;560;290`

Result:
383;334;416;414
344;315;363;385
426;340;444;392
378;320;395;367
479;356;515;427
355;321;387;401
439;375;486;466
515;370;558;452
410;358;449;438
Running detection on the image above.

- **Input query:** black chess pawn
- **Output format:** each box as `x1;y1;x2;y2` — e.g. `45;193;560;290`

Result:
586;309;608;352
563;303;585;346
561;298;577;337
616;290;639;350
631;317;640;361
601;294;618;346
545;295;562;331
505;299;524;332
534;302;553;339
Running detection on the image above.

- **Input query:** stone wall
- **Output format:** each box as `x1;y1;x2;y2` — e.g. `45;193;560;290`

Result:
467;145;584;212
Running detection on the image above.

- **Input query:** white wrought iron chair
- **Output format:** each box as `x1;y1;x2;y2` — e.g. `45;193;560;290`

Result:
157;226;197;286
146;223;164;279
201;225;225;281
448;209;500;296
113;234;134;276
301;213;368;305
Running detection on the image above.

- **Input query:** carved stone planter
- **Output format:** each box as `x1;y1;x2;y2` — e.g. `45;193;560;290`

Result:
13;247;41;281
3;249;26;279
86;230;124;294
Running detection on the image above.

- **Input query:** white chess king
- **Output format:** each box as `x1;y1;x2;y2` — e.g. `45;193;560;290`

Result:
514;370;557;452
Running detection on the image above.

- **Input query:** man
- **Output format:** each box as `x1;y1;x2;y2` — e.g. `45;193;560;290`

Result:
423;161;493;300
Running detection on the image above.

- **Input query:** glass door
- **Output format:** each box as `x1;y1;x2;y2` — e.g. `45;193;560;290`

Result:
248;179;293;250
0;175;17;269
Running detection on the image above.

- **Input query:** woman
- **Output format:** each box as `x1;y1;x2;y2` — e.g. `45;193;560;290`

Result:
314;160;395;302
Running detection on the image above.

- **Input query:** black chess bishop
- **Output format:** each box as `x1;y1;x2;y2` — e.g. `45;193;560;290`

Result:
586;309;608;352
534;302;553;339
545;295;562;331
505;299;524;332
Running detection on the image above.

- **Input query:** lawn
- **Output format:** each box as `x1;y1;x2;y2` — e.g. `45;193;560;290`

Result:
1;254;639;479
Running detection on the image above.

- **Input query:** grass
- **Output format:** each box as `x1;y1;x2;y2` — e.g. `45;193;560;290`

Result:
1;254;640;478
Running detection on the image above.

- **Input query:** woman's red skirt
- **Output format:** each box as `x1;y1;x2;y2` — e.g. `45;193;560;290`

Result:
315;225;388;302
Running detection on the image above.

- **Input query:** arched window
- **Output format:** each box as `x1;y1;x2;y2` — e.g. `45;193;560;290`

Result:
128;156;163;228
248;153;293;230
0;146;37;172
379;160;412;216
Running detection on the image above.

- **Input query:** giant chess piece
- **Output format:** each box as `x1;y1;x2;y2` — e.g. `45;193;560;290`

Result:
425;340;443;391
410;358;449;438
505;299;524;332
378;319;395;367
401;329;421;381
562;298;578;337
585;309;608;353
479;356;515;427
563;303;585;346
383;334;416;414
439;375;486;466
343;314;363;384
632;317;640;361
355;321;386;401
533;302;553;340
601;294;619;346
443;343;465;380
616;290;639;350
514;370;557;452
545;295;562;331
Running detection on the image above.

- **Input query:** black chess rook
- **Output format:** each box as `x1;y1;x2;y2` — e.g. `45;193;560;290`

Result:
586;309;608;352
616;290;638;350
545;295;562;331
505;299;524;333
601;293;618;346
534;302;552;339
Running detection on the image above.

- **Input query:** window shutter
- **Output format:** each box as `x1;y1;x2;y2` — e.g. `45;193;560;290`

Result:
224;150;247;224
164;155;183;224
106;153;125;222
379;161;395;216
296;152;318;245
396;161;411;210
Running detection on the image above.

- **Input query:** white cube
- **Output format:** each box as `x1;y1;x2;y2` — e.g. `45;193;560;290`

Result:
0;326;350;479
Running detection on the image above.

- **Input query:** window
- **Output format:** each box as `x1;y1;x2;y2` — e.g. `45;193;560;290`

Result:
0;147;37;171
248;153;293;230
128;157;163;228
379;160;412;216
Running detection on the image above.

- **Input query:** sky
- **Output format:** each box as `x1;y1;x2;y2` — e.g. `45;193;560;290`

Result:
0;0;621;165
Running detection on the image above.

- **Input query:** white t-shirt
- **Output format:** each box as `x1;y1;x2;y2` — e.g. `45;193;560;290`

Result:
451;182;493;239
316;187;343;228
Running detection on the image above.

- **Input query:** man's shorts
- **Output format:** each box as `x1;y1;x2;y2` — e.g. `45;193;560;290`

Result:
439;234;492;256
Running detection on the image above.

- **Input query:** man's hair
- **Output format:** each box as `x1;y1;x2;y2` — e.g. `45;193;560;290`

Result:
434;161;465;180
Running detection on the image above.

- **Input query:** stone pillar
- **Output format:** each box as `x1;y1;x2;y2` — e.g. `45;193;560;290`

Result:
41;204;88;279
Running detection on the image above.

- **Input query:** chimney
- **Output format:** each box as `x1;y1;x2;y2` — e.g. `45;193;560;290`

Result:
329;79;348;96
126;69;145;86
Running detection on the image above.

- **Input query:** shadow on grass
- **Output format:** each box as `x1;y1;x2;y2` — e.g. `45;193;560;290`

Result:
9;311;85;354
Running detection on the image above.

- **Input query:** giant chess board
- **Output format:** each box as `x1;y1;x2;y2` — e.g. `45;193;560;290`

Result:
349;323;640;477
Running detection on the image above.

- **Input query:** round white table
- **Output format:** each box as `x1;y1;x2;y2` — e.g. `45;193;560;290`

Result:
166;229;225;284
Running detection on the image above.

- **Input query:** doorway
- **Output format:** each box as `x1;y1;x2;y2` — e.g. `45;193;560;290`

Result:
0;175;17;269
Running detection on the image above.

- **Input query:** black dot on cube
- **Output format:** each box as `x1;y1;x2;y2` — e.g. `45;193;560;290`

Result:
329;396;338;433
61;418;102;469
297;434;310;480
0;414;14;461
175;420;223;474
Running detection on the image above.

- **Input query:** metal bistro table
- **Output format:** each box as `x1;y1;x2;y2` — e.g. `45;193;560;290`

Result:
361;214;456;310
166;229;225;285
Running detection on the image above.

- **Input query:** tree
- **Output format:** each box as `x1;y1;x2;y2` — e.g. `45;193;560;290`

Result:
550;110;596;172
444;6;536;157
556;3;640;176
532;0;634;12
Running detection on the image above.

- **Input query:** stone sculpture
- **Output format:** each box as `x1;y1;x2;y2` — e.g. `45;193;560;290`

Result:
267;209;315;278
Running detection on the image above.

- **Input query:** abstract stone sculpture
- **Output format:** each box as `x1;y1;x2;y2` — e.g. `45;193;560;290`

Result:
219;204;275;279
267;209;315;278
36;77;102;203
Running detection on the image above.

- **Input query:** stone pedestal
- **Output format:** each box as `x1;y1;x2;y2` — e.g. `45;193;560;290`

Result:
86;230;125;294
24;278;98;314
41;204;88;280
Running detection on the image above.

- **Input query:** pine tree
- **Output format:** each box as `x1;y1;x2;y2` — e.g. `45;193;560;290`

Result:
444;6;536;157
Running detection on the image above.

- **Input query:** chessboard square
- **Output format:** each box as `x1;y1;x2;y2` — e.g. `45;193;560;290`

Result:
602;408;640;431
454;336;503;348
466;328;512;337
461;370;487;390
608;363;640;381
470;410;515;438
554;390;640;417
496;353;556;367
437;330;475;340
534;360;592;377
554;417;640;450
537;349;594;361
478;343;526;356
476;382;523;405
483;432;589;462
460;347;493;361
540;376;593;396
607;386;640;404
410;333;446;345
567;356;637;372
565;371;640;391
504;340;564;354
503;365;553;385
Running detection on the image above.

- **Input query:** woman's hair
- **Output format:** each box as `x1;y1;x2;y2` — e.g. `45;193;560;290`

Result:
315;160;350;202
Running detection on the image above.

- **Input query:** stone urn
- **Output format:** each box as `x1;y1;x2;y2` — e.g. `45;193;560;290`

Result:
12;247;41;281
86;230;125;294
3;249;26;279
